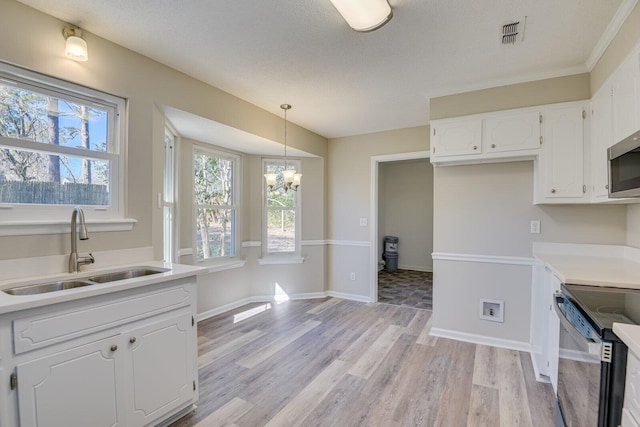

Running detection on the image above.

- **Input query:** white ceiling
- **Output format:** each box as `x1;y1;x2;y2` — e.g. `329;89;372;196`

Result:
16;0;636;140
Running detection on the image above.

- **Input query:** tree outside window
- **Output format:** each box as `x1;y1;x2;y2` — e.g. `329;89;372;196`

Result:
0;77;113;207
264;159;300;254
193;149;238;261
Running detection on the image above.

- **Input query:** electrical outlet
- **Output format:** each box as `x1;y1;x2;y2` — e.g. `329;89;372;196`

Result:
350;272;356;281
530;220;540;234
359;218;368;227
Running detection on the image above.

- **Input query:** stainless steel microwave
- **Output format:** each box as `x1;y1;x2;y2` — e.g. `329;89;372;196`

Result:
608;129;640;198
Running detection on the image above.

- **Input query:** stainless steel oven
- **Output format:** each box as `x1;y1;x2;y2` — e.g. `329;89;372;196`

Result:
554;284;633;427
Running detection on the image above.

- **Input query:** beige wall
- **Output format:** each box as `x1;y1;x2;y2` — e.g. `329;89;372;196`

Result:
0;0;328;315
434;162;627;257
591;1;640;94
0;0;327;264
430;74;591;120
327;126;429;298
379;159;434;271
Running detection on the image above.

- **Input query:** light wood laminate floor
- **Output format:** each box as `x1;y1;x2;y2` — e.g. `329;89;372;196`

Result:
171;298;556;427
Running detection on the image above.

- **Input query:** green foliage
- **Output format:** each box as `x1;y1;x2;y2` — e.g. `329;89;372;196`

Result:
194;152;235;260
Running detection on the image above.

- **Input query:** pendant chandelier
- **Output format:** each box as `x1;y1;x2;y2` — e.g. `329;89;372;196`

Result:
264;104;301;192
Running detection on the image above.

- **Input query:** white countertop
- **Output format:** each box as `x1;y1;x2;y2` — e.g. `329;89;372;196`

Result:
614;323;640;358
0;261;204;315
533;243;640;289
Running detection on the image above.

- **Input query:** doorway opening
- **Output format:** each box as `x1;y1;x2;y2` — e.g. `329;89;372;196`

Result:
369;151;432;309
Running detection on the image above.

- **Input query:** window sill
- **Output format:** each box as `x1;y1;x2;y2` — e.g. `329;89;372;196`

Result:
202;259;248;273
0;219;137;237
257;256;305;265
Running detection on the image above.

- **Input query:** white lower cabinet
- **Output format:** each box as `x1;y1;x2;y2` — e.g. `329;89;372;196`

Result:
623;409;640;427
17;334;124;427
127;309;194;426
624;350;640;427
530;261;562;394
1;278;198;427
547;274;562;394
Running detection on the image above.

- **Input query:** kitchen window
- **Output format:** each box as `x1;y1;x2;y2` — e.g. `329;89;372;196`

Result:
262;158;301;260
0;62;127;234
193;147;239;261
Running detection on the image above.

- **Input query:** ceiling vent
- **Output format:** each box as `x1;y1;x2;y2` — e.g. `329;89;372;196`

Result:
500;17;526;45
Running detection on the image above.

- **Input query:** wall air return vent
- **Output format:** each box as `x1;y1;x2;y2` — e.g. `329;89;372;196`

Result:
500;17;526;45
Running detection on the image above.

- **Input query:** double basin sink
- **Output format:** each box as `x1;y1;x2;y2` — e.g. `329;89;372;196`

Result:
3;267;170;296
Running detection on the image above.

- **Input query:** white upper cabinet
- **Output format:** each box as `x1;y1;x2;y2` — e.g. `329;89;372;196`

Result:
611;50;640;143
431;118;482;157
536;104;587;203
591;83;614;201
483;110;541;153
430;108;541;165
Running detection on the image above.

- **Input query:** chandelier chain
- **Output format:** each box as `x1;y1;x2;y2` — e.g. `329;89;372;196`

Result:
280;103;291;169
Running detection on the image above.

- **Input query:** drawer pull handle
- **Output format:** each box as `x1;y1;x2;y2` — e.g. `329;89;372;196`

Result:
110;345;118;352
491;144;496;149
551;189;556;194
129;337;136;344
473;146;478;150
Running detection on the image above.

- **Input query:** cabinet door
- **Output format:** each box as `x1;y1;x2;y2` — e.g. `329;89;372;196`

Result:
484;111;540;153
540;106;585;200
591;85;614;199
547;273;562;394
432;119;482;157
612;51;640;143
530;262;550;378
126;309;194;427
16;335;125;427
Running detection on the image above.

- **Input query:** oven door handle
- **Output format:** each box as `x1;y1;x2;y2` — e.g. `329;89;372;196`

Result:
553;292;603;357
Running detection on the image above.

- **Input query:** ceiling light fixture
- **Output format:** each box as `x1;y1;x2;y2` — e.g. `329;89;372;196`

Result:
264;104;301;192
330;0;393;32
62;25;88;61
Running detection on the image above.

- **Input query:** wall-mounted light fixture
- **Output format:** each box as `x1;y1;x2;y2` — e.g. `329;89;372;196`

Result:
62;25;88;62
329;0;393;32
264;104;302;192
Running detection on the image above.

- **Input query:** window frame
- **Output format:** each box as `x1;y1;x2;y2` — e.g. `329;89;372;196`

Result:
261;158;301;259
0;62;128;233
192;145;240;264
163;124;179;263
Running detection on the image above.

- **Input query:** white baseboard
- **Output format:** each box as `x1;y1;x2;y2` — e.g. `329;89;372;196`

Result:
430;327;531;353
398;265;433;272
197;297;255;322
326;290;372;303
197;291;346;322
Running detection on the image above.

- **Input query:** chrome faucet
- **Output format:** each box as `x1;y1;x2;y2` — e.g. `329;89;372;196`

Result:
69;207;94;273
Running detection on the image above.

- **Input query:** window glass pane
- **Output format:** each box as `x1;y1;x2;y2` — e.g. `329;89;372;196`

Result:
194;153;234;206
0;147;110;205
265;162;295;207
0;83;109;152
267;209;295;253
196;208;235;259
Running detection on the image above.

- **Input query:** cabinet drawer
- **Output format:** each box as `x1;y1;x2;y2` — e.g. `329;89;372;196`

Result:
13;283;192;354
625;351;640;422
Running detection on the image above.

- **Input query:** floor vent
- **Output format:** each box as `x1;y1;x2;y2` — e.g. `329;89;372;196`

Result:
501;17;526;45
